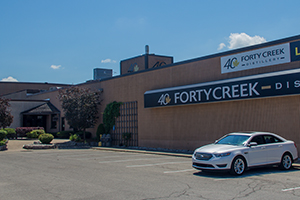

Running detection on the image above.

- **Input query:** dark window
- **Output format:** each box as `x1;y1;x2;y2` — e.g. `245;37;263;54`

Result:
250;135;265;145
264;135;283;143
51;114;57;129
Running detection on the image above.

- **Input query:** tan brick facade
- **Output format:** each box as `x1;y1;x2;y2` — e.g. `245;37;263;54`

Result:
5;35;300;155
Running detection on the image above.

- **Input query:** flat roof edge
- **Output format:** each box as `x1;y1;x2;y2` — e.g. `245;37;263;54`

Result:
79;34;300;86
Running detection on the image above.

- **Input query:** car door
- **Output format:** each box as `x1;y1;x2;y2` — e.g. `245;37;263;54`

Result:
247;135;268;166
263;135;284;163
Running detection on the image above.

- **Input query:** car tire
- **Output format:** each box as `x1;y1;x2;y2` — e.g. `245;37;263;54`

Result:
279;153;292;170
230;156;246;175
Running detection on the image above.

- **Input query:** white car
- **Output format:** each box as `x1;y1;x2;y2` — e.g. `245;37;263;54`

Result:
192;131;298;175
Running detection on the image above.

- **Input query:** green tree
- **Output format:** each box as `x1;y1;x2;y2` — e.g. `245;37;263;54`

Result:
0;98;13;129
58;86;102;140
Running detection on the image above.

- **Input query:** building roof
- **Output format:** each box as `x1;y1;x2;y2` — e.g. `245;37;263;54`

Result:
21;102;60;115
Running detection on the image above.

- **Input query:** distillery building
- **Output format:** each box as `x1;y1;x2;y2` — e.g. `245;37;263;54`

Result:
2;35;300;154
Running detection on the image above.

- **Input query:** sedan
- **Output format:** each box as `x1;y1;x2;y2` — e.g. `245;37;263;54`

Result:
192;131;298;175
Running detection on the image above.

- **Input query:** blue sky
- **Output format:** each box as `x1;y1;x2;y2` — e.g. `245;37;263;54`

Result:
1;0;300;84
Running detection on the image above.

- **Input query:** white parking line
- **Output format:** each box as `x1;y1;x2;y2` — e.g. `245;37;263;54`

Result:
126;161;190;168
282;186;300;192
76;154;142;161
99;157;165;163
164;169;195;173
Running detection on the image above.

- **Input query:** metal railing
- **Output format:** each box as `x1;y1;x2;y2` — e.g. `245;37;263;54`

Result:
111;101;138;146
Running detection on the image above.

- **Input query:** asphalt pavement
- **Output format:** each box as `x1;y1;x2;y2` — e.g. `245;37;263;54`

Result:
4;139;300;165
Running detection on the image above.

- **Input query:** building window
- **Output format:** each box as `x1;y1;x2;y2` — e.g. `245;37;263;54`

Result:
51;114;58;129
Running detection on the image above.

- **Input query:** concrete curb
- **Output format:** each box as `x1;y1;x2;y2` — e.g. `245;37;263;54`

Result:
92;147;193;158
23;144;55;149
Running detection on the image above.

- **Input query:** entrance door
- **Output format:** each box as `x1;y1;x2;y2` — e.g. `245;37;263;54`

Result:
23;115;47;130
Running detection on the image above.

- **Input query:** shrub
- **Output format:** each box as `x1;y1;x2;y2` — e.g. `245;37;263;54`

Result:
4;128;16;138
0;140;6;146
57;131;73;139
39;133;54;144
16;127;44;137
27;130;45;138
26;131;38;138
69;134;81;142
0;130;7;141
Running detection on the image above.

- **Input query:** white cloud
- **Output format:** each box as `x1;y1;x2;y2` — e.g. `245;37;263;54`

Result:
50;65;61;70
101;59;116;63
1;76;18;82
218;33;267;50
218;43;226;50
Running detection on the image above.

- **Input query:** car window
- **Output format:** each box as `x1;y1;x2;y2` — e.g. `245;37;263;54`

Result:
264;135;283;143
250;135;265;145
216;135;250;146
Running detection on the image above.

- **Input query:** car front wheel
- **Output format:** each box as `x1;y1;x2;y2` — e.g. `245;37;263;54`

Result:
230;156;246;175
279;153;292;170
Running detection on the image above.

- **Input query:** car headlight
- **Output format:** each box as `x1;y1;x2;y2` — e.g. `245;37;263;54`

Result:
214;152;231;157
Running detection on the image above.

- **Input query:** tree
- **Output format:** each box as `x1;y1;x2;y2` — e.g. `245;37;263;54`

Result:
0;98;13;129
58;86;102;140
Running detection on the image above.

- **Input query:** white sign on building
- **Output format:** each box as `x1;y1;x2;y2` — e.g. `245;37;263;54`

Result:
221;43;291;74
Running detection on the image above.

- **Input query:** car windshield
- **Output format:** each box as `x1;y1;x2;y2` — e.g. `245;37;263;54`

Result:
216;135;250;146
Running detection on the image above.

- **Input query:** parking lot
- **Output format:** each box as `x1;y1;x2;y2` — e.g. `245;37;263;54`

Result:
1;149;300;200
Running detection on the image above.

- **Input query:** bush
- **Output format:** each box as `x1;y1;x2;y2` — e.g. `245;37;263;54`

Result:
16;127;44;137
39;133;54;144
26;131;38;138
0;130;7;141
0;140;6;146
57;131;73;139
69;134;81;142
27;130;45;138
4;128;16;138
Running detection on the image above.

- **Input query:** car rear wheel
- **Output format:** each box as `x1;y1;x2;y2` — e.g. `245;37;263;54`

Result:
230;156;246;175
279;153;292;170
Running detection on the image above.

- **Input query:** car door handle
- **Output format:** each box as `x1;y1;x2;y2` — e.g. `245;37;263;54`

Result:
261;147;266;149
278;145;283;147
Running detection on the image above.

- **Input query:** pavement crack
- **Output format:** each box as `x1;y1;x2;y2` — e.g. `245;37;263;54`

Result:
142;183;192;199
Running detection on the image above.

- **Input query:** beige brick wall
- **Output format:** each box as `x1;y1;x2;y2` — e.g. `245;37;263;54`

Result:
87;38;300;154
22;37;300;156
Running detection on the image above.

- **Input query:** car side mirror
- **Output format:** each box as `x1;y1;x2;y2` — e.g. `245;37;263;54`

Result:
248;142;257;147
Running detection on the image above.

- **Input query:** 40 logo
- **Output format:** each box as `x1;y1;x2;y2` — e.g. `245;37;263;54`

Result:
223;57;240;69
158;93;171;105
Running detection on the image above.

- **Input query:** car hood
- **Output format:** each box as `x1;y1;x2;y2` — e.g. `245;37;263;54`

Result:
194;144;245;154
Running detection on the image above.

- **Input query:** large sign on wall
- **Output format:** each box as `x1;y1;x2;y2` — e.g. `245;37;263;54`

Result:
221;41;300;73
144;68;300;108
